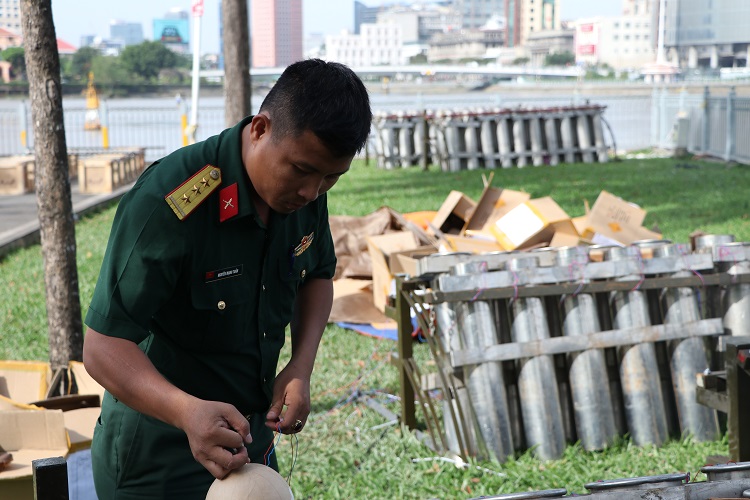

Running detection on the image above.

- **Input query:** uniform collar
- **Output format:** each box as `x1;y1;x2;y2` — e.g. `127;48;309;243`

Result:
216;115;257;221
217;115;289;228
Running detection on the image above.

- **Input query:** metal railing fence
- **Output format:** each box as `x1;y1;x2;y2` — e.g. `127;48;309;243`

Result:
0;86;749;164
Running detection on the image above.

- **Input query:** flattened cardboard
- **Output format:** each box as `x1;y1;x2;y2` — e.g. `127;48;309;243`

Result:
431;191;476;235
392;248;437;277
330;279;390;324
490;197;571;250
463;186;530;234
440;234;503;253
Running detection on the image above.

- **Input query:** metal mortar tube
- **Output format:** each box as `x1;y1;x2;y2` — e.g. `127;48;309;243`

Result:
652;244;720;441
507;256;566;460
555;246;618;451
432;273;482;458
601;246;669;447
694;234;736;371
718;242;750;337
446;261;514;462
694;234;736;320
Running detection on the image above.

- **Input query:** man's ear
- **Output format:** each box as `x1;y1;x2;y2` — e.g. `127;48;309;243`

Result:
248;113;271;143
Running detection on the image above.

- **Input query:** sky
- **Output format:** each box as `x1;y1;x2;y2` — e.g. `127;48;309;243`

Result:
50;0;622;55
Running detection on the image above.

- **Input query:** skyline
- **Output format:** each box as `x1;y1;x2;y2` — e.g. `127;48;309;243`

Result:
50;0;622;55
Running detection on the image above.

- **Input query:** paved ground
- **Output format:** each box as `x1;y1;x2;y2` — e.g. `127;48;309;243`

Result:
0;179;133;259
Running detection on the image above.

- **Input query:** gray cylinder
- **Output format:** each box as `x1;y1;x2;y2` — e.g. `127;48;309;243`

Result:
555;246;618;451
445;261;515;462
701;461;750;481
507;256;566;460
694;234;736;321
652;244;720;441
601;246;669;447
719;242;750;337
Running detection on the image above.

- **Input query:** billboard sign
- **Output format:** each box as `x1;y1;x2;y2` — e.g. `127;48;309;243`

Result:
153;18;190;45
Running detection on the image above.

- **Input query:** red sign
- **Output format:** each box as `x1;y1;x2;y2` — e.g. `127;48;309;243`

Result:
578;44;596;56
192;0;204;17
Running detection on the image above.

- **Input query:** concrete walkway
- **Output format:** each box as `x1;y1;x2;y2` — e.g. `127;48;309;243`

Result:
0;180;134;259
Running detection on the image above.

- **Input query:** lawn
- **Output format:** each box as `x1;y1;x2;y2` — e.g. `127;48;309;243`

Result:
1;157;747;498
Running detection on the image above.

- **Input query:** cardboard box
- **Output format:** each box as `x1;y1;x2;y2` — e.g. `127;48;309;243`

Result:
489;197;571;251
392;248;437;277
430;191;476;235
463;186;531;234
0;410;69;500
581;191;650;245
0;361;51;409
549;221;586;248
366;231;426;311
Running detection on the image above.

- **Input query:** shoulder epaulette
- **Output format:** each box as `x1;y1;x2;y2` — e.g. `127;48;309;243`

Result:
165;165;222;220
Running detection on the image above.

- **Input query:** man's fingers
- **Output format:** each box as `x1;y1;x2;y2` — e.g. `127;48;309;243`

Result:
225;412;252;444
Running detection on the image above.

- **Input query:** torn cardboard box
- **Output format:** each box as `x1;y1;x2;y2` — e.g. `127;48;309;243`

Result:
580;190;661;246
431;190;477;235
366;231;435;311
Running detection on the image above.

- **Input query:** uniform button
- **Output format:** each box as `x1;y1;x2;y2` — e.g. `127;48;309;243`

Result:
263;377;267;383
300;269;306;279
217;300;226;310
263;331;267;339
262;284;266;291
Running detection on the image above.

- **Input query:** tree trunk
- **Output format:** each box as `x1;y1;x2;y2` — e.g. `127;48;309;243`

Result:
222;0;252;127
21;0;83;375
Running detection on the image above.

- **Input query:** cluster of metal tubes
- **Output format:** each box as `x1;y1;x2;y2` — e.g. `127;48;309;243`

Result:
419;235;749;463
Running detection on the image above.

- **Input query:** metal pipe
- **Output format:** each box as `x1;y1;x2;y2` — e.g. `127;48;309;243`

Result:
601;246;669;447
440;260;515;461
652;244;720;441
507;256;566;460
555;246;618;451
718;242;750;337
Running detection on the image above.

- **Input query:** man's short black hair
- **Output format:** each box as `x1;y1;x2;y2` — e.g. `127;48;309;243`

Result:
259;58;372;158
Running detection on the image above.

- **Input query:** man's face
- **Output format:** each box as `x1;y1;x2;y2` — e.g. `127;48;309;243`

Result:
244;114;352;214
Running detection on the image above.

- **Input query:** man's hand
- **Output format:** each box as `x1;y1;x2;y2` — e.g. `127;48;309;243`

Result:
265;363;311;434
179;400;253;479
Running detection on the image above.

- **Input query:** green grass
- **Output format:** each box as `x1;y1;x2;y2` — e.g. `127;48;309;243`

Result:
1;157;747;498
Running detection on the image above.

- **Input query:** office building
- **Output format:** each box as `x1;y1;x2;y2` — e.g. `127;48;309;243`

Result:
459;0;504;30
506;0;560;48
0;0;20;33
354;1;380;34
663;0;750;69
251;0;302;68
325;22;403;66
110;20;144;47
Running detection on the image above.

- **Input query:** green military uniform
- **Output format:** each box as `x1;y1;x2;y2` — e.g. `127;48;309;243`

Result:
86;116;336;499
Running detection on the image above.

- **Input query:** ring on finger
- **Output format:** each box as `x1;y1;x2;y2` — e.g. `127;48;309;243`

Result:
293;419;303;432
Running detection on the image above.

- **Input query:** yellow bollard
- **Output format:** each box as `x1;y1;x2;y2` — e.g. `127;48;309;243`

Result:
102;126;110;149
181;113;189;147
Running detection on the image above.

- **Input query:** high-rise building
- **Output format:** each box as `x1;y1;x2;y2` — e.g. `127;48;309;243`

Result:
459;0;505;30
663;0;750;69
251;0;302;68
354;1;379;35
0;0;21;33
110;20;144;47
506;0;560;48
622;0;652;16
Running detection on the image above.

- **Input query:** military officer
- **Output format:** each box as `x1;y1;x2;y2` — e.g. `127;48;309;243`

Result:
83;59;372;499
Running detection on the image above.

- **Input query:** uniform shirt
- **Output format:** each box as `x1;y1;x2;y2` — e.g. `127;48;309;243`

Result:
85;116;336;497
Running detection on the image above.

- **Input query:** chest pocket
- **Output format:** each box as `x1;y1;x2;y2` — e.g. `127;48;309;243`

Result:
190;273;252;351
